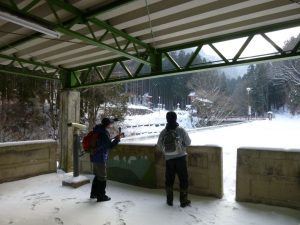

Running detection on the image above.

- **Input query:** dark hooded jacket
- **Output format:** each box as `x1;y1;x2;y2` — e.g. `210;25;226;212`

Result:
90;124;119;164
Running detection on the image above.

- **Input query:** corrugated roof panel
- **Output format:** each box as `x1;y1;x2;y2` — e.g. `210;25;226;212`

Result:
0;0;299;70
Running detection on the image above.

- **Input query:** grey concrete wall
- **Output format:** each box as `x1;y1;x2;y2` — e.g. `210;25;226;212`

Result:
0;140;57;183
80;144;157;188
80;144;223;198
59;90;80;172
236;147;300;209
156;145;223;198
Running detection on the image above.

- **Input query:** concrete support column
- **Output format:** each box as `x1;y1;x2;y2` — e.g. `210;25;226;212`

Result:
59;90;80;172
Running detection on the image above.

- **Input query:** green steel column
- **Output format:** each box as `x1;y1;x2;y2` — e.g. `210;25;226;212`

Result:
150;52;162;74
60;70;78;88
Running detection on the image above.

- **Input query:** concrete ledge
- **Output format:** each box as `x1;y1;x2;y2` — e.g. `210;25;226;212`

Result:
0;140;57;183
62;174;90;188
156;145;223;198
80;144;157;188
236;147;300;209
80;144;223;198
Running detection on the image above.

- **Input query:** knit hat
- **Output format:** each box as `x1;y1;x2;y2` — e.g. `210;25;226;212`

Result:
101;118;114;127
166;111;177;123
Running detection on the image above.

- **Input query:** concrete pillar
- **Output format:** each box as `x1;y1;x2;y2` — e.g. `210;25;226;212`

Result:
59;90;80;172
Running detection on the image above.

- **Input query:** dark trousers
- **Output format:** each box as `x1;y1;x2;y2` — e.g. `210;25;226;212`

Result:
165;156;188;190
91;163;107;197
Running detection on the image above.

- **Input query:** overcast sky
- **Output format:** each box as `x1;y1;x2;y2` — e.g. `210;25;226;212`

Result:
203;26;300;59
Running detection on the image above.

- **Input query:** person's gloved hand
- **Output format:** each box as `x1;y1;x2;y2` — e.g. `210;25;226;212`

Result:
114;133;124;141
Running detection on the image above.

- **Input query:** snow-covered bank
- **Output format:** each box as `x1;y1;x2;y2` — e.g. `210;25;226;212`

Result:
0;173;300;225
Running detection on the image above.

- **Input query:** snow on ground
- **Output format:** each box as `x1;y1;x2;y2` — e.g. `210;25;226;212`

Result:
0;173;300;225
0;114;300;225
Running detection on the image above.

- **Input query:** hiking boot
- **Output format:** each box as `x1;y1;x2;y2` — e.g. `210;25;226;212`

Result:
166;187;173;206
180;190;191;208
90;194;97;199
90;177;98;199
97;195;111;202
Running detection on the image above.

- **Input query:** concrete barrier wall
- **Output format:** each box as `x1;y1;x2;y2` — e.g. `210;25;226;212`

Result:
80;144;157;188
236;147;300;209
0;140;57;183
80;144;223;198
156;145;223;198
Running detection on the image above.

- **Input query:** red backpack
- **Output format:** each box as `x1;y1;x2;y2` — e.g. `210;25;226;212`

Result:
82;131;100;154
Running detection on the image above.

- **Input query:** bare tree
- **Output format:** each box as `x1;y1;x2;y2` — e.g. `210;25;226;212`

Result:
188;72;234;127
80;70;128;130
270;60;300;86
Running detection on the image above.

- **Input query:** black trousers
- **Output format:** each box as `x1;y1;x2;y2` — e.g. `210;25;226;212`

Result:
165;156;188;190
91;163;107;197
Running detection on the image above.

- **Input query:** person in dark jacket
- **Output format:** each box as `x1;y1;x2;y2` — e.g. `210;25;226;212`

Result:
90;118;121;202
157;111;191;207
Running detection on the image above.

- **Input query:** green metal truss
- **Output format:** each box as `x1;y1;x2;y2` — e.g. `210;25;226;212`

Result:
68;20;300;89
0;0;153;65
0;53;61;80
0;1;299;89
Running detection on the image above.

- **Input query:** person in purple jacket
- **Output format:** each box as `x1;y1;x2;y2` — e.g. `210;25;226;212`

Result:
90;118;121;202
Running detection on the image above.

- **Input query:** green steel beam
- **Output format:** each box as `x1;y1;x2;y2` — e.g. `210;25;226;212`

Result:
0;1;132;52
60;70;79;88
89;18;150;50
70;56;129;71
0;53;63;81
0;53;60;70
22;0;41;12
48;0;150;49
164;52;181;71
185;45;202;69
67;24;300;88
292;40;300;53
55;25;150;65
0;65;60;80
69;51;300;89
209;44;229;63
233;36;253;62
1;1;300;88
0;0;153;65
119;61;133;78
150;52;162;74
70;19;300;73
261;33;285;54
47;0;153;62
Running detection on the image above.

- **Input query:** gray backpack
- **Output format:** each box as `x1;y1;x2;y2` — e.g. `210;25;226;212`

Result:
162;129;183;155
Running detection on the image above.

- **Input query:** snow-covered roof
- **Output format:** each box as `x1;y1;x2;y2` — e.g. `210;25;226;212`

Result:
188;92;196;97
127;104;150;110
195;97;213;104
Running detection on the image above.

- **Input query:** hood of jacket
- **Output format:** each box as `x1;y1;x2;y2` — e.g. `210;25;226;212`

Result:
93;124;106;134
166;122;179;130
